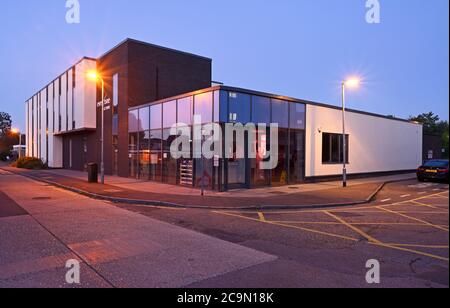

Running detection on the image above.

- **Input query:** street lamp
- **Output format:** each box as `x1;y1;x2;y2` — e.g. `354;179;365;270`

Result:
11;128;22;159
341;78;360;188
87;70;105;184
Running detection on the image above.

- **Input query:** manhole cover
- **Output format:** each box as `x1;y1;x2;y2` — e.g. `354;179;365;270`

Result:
32;197;52;200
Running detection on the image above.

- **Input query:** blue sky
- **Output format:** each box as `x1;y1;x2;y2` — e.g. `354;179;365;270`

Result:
0;0;448;131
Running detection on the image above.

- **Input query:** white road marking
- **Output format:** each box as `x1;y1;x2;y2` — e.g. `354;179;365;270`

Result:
417;192;427;195
400;194;411;198
380;199;392;203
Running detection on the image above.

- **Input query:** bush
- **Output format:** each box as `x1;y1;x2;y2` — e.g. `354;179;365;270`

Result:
12;157;47;170
0;150;12;161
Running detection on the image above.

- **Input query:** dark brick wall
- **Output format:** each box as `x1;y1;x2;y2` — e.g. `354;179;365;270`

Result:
84;39;212;177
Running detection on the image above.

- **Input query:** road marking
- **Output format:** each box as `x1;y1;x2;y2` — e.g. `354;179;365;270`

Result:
323;211;382;244
380;198;392;203
377;207;449;232
368;242;449;262
400;194;411;198
410;200;443;210
417;192;427;195
385;243;449;249
213;211;359;242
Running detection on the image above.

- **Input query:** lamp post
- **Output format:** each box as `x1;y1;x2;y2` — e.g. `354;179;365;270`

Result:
11;128;21;159
87;71;105;184
341;78;360;188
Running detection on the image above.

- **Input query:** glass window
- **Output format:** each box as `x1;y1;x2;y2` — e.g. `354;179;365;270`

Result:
163;100;177;128
138;107;149;131
252;96;271;124
213;91;225;123
271;99;289;128
194;92;213;123
128;133;138;178
178;96;193;125
162;129;178;185
229;92;251;124
150;104;162;130
112;115;118;136
218;91;229;123
139;131;150;179
290;103;306;130
271;129;289;186
289;130;305;183
113;73;119;114
149;129;162;181
128;110;139;133
322;133;349;164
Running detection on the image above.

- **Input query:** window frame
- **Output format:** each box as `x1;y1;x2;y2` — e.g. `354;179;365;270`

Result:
322;132;350;165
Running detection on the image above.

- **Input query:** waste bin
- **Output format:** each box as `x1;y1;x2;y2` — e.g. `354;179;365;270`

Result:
87;163;98;183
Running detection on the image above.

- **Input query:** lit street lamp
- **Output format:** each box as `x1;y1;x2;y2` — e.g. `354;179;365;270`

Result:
11;128;22;159
341;78;360;188
87;70;105;184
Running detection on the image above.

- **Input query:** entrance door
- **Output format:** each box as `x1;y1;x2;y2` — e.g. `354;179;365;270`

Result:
227;135;248;189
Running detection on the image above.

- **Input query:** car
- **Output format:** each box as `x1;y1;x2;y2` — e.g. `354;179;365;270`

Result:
417;159;449;183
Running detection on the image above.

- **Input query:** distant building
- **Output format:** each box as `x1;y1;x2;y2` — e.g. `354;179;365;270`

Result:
25;38;423;191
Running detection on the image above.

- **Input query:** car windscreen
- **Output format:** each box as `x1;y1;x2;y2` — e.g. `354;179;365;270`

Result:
423;161;449;168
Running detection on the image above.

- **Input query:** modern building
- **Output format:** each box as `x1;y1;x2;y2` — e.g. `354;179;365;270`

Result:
26;38;423;191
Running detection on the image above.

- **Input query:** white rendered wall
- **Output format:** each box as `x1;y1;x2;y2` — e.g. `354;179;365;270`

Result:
305;104;423;178
24;58;97;168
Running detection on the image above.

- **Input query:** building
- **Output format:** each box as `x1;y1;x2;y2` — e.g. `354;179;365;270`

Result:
423;134;445;161
26;38;423;191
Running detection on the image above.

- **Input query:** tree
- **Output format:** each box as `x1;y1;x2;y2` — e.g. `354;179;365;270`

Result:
409;112;449;159
0;111;12;136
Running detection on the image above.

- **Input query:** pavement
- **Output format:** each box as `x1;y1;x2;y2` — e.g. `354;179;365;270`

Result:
1;167;416;209
0;170;276;288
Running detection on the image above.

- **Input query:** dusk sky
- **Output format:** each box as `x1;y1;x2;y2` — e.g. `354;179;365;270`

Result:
0;0;448;131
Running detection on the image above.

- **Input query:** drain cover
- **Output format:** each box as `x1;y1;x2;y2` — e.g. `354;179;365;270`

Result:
32;197;52;200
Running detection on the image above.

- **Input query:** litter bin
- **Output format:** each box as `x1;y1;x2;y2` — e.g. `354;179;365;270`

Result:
87;163;98;183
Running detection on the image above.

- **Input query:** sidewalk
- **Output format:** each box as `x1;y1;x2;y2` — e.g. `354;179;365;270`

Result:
2;166;416;210
0;172;276;288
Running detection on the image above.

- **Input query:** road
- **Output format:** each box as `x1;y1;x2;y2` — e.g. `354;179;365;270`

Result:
1;167;448;288
118;180;449;288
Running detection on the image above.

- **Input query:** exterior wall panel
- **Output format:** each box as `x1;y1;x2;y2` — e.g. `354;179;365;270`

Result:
305;104;423;178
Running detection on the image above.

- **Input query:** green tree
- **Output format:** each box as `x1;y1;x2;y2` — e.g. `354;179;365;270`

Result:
0;111;12;136
409;112;449;159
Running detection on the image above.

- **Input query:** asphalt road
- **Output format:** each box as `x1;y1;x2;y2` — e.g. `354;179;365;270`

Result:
118;180;449;288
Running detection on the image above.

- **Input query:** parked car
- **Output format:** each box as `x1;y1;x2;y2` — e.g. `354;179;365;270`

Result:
417;159;449;183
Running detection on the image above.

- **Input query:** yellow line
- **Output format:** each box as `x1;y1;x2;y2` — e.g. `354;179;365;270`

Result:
410;200;443;210
323;211;382;244
257;212;267;222
377;207;449;232
386;243;449;249
270;221;448;227
213;211;359;242
369;242;449;262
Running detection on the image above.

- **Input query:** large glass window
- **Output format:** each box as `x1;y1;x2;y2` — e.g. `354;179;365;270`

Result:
163;100;177;128
289;130;305;183
138;107;149;131
194;92;213;123
252;96;271;124
177;96;193;125
129;110;139;133
322;133;349;164
290;103;306;130
149;129;162;181
228;92;251;124
271;129;289;186
163;129;178;185
271;99;289;128
150;104;162;130
139;131;150;179
251;128;270;187
129;133;138;178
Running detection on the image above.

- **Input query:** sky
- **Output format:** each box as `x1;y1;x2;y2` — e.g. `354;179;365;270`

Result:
0;0;448;131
